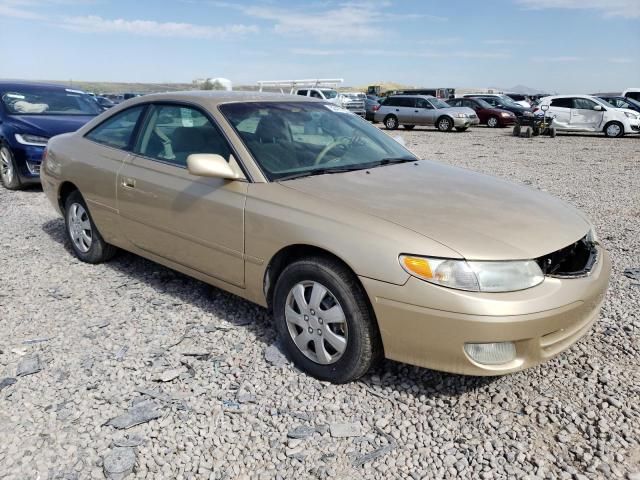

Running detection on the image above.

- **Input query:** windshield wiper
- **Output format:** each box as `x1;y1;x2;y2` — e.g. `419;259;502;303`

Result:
276;165;369;182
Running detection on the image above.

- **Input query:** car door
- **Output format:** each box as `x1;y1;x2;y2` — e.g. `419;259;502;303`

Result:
387;97;415;123
116;102;248;287
570;97;605;131
548;98;573;128
414;97;437;125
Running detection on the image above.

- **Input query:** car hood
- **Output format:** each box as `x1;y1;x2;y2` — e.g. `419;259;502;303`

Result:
438;106;476;116
487;108;516;116
280;161;590;260
10;114;97;137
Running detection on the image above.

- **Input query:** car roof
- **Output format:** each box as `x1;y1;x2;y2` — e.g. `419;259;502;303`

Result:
113;90;326;108
387;94;436;99
0;80;80;91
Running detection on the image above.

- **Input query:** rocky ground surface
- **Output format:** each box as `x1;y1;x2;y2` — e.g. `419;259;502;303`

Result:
1;127;639;480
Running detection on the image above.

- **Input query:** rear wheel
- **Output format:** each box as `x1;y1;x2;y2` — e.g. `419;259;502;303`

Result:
403;125;415;130
512;125;521;136
487;116;499;128
273;256;381;383
604;121;624;138
64;190;117;263
384;115;398;130
437;116;453;132
0;145;23;190
549;127;557;138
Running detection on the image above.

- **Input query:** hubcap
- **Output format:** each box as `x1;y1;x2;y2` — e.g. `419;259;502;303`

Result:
284;281;348;365
607;124;621;137
488;117;497;127
386;118;396;128
67;203;92;253
440;119;450;130
0;147;14;185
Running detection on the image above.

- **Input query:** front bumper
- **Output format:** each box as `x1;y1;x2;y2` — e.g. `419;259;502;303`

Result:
453;117;472;128
361;248;611;376
11;144;45;184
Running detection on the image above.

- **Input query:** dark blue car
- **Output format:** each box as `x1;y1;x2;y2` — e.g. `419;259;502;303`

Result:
0;81;101;190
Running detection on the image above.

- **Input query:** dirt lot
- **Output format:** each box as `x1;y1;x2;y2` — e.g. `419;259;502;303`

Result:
1;127;639;480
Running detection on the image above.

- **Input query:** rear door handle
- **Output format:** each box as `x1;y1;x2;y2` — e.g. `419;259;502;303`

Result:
122;178;136;189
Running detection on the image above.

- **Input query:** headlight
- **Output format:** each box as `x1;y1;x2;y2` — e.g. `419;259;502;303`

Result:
399;255;544;292
456;113;469;118
15;133;49;146
500;112;512;117
624;112;639;120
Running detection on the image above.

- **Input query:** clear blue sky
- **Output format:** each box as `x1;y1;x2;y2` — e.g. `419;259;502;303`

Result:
1;0;638;92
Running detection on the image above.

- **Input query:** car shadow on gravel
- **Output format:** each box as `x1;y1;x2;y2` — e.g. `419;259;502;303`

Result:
41;218;274;344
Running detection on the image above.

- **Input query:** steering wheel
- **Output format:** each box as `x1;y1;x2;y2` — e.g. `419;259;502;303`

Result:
314;136;354;165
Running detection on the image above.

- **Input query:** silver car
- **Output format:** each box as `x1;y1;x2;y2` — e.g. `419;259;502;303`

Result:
374;95;478;132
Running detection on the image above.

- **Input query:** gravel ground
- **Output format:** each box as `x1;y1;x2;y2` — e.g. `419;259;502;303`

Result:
1;127;639;480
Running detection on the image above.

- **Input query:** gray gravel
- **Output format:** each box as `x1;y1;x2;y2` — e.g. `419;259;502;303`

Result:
1;127;639;479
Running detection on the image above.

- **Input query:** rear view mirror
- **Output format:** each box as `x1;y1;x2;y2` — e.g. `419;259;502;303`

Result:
187;154;242;180
541;104;549;112
593;105;603;111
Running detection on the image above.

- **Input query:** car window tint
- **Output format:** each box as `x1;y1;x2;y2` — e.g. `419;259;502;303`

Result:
309;91;323;99
572;98;598;110
626;92;640;102
398;97;416;108
85;106;145;149
136;104;231;167
416;98;431;108
462;100;475;109
550;98;573;108
297;90;307;96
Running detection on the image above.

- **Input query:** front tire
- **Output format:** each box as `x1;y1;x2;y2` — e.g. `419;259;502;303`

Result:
437;116;453;132
0;145;23;190
273;256;381;383
64;190;117;263
487;116;499;128
384;115;398;130
604;121;624;138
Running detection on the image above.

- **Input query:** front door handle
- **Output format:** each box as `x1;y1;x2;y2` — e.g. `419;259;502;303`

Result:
122;178;136;189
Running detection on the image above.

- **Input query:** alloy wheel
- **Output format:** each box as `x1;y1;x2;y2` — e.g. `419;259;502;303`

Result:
68;203;93;253
0;147;14;185
284;281;348;365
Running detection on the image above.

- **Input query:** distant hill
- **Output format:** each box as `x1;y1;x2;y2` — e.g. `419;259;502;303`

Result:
19;79;196;94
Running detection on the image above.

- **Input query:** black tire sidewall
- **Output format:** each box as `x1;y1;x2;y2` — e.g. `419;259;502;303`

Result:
384;115;398;130
64;191;114;263
604;121;623;138
0;145;22;190
273;259;377;383
437;117;452;132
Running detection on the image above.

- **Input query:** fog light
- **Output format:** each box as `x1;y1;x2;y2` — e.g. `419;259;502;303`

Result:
464;342;516;365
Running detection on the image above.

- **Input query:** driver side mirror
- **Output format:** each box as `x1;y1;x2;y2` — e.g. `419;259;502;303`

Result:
187;154;243;180
593;105;603;111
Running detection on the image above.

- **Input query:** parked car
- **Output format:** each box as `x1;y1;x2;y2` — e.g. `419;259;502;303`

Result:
447;97;516;127
375;95;478;132
598;95;640;114
295;88;342;106
622;88;640;103
537;95;640;138
41;91;610;382
365;96;380;121
463;94;529;118
504;93;531;108
340;92;366;117
0;81;101;190
95;96;116;110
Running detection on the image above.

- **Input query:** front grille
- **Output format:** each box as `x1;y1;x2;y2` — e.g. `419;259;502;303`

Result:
535;234;597;278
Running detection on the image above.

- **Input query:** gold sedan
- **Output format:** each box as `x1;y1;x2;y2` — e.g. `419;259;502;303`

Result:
41;92;610;383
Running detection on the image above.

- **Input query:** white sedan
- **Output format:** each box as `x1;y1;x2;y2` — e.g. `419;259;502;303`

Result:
537;95;640;138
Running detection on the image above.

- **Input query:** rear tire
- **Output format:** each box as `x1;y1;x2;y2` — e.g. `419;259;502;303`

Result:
437;116;453;132
403;125;415;130
272;256;381;383
64;190;117;264
0;145;23;191
603;121;624;138
549;127;557;138
487;116;499;128
524;127;533;138
512;125;521;136
384;115;398;130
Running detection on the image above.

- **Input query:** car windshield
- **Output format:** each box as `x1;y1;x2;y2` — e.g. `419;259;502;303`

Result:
220;102;417;181
475;98;493;109
321;90;338;99
1;88;102;115
430;98;451;109
497;95;521;107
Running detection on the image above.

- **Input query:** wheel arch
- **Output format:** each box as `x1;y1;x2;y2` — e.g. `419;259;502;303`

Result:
436;114;454;125
58;181;80;213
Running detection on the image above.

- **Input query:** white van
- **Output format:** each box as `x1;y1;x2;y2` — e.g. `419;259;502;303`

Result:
622;88;640;103
537;95;640;138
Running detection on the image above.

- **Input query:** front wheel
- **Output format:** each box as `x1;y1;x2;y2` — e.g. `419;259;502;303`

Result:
64;190;117;263
273;257;381;383
549;127;557;138
0;145;23;190
487;116;499;128
604;121;624;138
384;115;398;130
437;117;453;132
